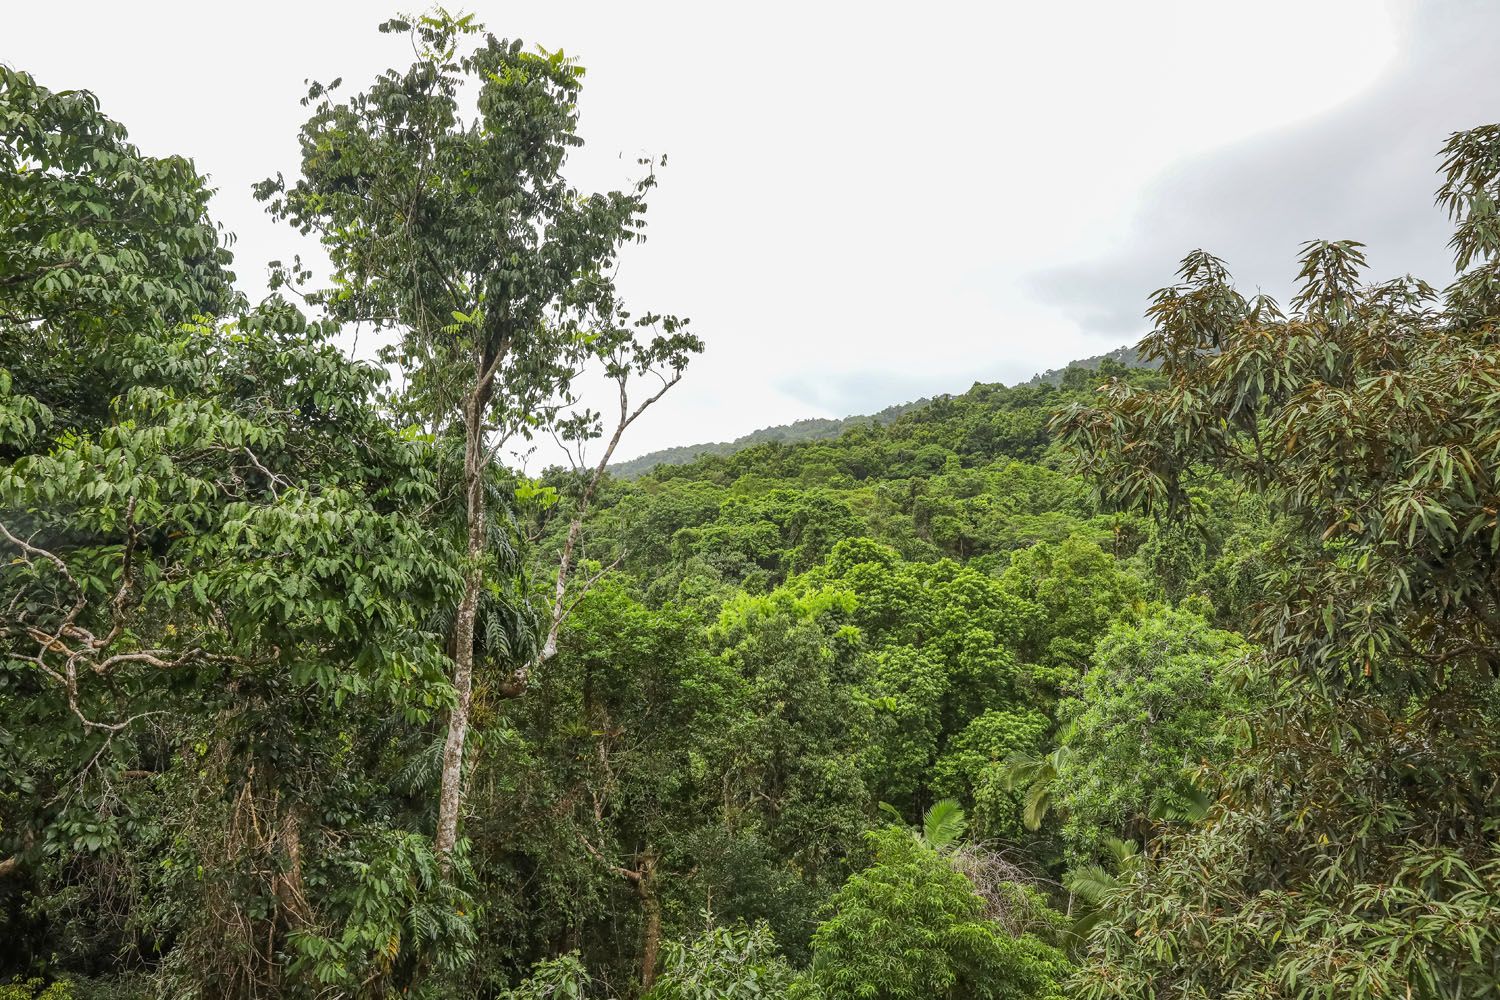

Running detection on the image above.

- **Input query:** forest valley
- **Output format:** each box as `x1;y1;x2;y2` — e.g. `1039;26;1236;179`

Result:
4;12;1500;1000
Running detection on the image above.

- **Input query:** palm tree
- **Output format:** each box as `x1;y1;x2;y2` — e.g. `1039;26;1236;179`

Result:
920;798;968;852
878;798;968;853
1063;836;1140;944
998;746;1072;831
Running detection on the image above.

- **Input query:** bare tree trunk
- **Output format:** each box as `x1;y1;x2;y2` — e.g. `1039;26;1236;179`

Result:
579;830;662;992
273;806;311;924
637;851;661;993
540;514;587;662
435;360;494;870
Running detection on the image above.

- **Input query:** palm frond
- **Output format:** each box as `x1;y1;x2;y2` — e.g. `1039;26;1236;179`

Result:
1150;781;1213;823
921;798;967;851
1065;863;1121;905
1022;782;1054;831
1104;836;1139;864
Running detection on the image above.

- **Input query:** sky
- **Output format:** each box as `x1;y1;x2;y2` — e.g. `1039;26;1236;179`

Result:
8;0;1500;463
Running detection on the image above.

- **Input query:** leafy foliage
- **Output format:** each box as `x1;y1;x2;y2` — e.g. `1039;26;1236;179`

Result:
920;799;968;853
255;9;704;874
1053;607;1247;860
0;66;236;454
501;952;593;1000
10;12;1495;1000
1057;123;1500;998
797;826;1068;1000
646;920;795;1000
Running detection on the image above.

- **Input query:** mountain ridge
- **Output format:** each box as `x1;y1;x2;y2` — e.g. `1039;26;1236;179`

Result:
611;343;1149;478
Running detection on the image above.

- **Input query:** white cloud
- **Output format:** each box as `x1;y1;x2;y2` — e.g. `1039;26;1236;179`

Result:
8;0;1473;464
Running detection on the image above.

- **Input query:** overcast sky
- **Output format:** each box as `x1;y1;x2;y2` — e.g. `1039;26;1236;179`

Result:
8;1;1500;462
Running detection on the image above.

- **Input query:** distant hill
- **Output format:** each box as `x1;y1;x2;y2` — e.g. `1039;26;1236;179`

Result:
610;398;929;478
1020;344;1152;387
611;344;1152;478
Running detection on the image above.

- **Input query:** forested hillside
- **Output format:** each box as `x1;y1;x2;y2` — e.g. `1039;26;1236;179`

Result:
611;347;1154;479
4;12;1500;1000
609;398;927;479
1018;345;1155;388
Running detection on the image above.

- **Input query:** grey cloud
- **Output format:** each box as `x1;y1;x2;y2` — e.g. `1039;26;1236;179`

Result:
776;370;967;417
1027;0;1500;334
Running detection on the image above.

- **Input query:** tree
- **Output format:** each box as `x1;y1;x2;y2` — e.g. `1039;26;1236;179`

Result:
0;65;236;455
1056;123;1500;996
646;920;795;1000
1053;607;1246;861
490;580;733;991
0;308;479;990
796;826;1068;1000
257;11;701;867
2;64;489;994
705;584;876;949
797;539;1037;813
998;536;1143;682
932;709;1050;842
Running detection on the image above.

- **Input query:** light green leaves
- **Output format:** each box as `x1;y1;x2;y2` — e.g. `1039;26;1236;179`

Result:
515;477;559;510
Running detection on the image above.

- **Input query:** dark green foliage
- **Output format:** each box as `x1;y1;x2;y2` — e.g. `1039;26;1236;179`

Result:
931;709;1050;842
3;52;479;998
0;66;237;455
502;953;591;1000
0;313;470;993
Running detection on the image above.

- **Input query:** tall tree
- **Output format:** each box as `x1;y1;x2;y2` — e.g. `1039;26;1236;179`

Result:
257;11;701;866
2;66;477;992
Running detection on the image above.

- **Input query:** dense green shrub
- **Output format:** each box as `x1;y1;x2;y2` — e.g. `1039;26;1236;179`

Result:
797;827;1069;1000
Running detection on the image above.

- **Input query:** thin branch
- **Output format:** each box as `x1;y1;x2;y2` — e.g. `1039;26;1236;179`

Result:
242;447;291;498
0;519;88;633
537;366;683;664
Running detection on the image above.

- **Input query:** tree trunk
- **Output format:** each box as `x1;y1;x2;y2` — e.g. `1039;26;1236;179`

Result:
273;806;311;924
435;363;493;870
637;851;662;993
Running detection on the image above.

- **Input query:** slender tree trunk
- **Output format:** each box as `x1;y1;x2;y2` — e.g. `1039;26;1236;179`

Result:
637;851;661;993
274;805;311;924
540;514;587;662
435;361;493;870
